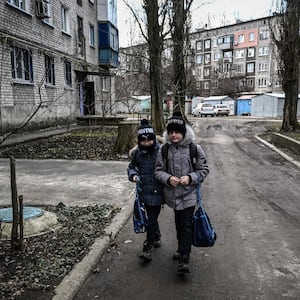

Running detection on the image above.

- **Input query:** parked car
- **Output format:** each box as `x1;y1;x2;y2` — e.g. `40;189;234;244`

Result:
199;103;216;117
214;104;230;116
192;103;203;117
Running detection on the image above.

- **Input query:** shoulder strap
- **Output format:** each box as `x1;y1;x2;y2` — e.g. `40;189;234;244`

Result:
161;143;169;170
190;142;198;171
162;143;197;171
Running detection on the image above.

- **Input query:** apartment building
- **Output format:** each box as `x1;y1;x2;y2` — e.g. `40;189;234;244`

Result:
0;0;119;133
119;16;285;101
187;16;283;98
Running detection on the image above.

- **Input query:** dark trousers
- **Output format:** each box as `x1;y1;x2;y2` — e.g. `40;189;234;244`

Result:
174;206;195;256
144;204;161;244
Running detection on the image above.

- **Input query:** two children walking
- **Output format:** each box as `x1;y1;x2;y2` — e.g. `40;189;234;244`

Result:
127;113;209;273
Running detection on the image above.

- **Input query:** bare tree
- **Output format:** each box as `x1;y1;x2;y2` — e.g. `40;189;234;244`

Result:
270;0;300;131
169;0;194;117
122;0;168;135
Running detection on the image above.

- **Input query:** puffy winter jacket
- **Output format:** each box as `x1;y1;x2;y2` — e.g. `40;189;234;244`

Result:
127;140;164;206
154;125;209;210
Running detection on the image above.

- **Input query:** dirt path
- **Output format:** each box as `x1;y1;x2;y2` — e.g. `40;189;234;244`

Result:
75;118;300;300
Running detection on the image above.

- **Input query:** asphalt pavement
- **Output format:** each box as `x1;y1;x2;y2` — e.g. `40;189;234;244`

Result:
0;124;299;300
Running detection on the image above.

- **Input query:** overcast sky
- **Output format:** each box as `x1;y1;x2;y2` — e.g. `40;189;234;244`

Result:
117;0;276;47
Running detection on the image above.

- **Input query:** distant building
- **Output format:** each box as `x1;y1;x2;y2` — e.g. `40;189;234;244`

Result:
119;16;299;103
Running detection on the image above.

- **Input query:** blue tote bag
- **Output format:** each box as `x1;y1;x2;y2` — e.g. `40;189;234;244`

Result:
132;182;148;234
192;184;217;247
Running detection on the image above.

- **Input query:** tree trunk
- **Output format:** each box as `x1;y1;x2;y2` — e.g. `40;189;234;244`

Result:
113;121;139;156
144;0;165;135
10;156;19;251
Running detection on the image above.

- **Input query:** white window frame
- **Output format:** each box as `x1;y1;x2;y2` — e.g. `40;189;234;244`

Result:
248;32;254;42
246;62;255;73
235;49;245;58
258;62;268;72
61;5;70;34
258;77;268;87
259;30;269;40
258;46;269;56
11;46;33;83
6;0;27;11
89;24;95;47
238;34;244;43
213;52;221;61
196;55;203;64
203;81;210;89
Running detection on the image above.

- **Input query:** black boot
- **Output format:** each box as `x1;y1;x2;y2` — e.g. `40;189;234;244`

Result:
153;233;161;248
140;241;153;262
177;255;190;273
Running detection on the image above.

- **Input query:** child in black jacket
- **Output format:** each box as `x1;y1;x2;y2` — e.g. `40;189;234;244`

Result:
127;119;164;262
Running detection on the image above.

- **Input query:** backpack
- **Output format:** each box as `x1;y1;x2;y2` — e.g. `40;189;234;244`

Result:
161;142;198;171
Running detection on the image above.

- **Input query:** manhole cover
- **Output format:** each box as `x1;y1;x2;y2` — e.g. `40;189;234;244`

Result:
0;206;44;223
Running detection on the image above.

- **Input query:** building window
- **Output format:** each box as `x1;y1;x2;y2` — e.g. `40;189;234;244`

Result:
213;52;221;61
246;62;255;73
196;41;202;51
212;80;218;89
64;61;72;87
204;67;210;76
196;67;201;76
77;0;82;6
6;0;26;11
259;30;269;40
248;32;254;42
235;64;244;73
238;34;244;43
196;55;203;64
102;76;108;91
45;55;55;85
10;46;33;82
196;81;201;88
61;5;70;34
204;39;211;49
204;53;211;64
246;78;254;87
235;49;245;58
203;81;210;89
258;46;269;56
258;77;268;87
89;24;95;47
248;47;255;57
77;16;84;56
258;62;268;72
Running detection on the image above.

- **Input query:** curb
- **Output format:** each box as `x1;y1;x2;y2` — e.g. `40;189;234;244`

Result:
255;135;300;168
52;188;135;300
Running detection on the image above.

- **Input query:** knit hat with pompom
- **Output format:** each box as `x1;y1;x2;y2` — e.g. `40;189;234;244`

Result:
166;111;186;136
137;119;156;142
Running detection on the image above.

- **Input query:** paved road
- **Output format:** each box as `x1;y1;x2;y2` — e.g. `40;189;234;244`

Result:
74;118;300;300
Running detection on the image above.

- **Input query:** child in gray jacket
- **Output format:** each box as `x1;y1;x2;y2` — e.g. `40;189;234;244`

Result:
155;111;209;273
